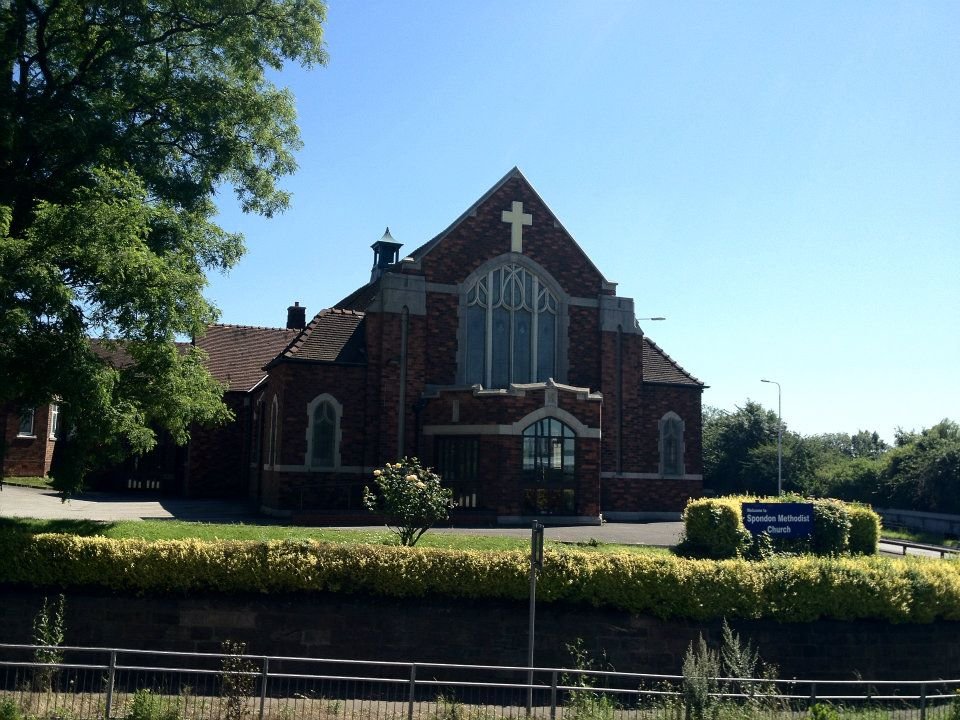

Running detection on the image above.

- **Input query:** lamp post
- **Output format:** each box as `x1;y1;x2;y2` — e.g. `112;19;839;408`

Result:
760;379;782;495
638;317;666;322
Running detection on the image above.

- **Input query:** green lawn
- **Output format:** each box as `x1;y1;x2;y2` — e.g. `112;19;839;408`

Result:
0;517;666;555
881;527;959;548
1;475;54;489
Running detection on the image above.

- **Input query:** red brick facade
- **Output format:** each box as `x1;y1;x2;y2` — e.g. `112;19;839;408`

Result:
1;403;58;477
3;170;704;523
252;169;705;523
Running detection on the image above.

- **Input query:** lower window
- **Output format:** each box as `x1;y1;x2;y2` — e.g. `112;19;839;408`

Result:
435;436;479;508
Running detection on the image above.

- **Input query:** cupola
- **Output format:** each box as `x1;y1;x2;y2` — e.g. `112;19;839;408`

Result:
370;227;403;283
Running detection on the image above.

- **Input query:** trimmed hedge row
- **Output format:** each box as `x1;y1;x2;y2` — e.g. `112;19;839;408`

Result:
1;531;959;623
681;496;882;558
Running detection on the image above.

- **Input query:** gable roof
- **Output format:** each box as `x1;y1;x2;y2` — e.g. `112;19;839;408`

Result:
334;278;381;311
404;167;611;285
273;308;366;364
642;337;704;387
195;325;300;392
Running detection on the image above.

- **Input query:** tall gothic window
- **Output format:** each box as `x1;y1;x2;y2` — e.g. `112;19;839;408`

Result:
465;264;557;387
659;412;685;476
306;394;342;468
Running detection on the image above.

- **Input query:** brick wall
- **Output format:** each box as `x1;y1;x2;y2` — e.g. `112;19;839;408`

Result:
2;403;55;477
1;588;957;681
419;176;608;299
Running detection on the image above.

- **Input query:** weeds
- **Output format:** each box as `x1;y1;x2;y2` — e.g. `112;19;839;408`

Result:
221;641;256;720
32;595;66;692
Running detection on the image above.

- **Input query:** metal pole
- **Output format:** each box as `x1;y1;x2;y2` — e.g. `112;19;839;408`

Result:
104;650;117;720
527;521;543;716
920;683;926;720
408;664;417;720
761;379;782;495
550;670;558;720
259;657;269;720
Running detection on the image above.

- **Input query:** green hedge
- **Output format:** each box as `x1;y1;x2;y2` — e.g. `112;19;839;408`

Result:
680;496;881;558
1;531;958;623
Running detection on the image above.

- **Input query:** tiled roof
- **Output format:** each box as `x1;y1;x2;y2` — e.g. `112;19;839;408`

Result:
643;337;704;387
334;278;382;311
195;325;300;392
277;308;366;364
89;339;191;368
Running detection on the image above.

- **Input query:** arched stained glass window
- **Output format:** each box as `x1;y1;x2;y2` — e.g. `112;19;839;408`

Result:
311;401;337;467
659;412;685;476
465;264;557;387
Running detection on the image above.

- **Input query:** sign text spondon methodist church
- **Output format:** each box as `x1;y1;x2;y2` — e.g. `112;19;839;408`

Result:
742;502;814;537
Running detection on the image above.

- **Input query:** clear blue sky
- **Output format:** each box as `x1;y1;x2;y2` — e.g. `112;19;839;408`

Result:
209;1;959;443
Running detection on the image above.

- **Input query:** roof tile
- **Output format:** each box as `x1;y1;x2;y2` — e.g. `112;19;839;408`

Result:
642;337;704;387
279;308;366;364
196;325;299;392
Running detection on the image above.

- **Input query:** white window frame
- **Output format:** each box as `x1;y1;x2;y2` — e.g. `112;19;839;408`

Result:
305;393;343;469
48;403;61;440
17;408;35;437
658;411;686;477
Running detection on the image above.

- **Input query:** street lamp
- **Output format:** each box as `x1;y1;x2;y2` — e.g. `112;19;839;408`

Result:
760;379;782;495
638;317;666;321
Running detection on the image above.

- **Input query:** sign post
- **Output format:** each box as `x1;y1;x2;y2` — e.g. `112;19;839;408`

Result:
527;521;544;715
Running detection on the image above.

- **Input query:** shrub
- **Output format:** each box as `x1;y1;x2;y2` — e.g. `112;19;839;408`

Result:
221;641;256;720
127;690;181;720
682;635;720;720
0;697;23;720
848;505;881;555
1;531;959;623
810;499;851;555
363;457;455;546
679;498;751;559
32;594;65;691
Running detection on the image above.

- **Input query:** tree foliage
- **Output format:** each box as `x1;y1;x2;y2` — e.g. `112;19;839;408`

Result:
0;0;327;491
704;401;959;514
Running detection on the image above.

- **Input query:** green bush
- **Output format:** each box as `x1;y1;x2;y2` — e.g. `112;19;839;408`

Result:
810;498;851;555
0;530;958;623
0;697;23;720
679;497;752;558
127;690;182;720
681;496;880;558
848;505;881;555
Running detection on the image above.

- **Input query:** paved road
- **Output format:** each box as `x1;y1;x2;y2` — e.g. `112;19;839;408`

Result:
0;484;684;546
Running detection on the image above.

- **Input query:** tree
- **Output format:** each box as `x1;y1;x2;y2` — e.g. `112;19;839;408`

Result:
881;420;960;513
0;0;327;491
703;401;785;494
363;458;456;546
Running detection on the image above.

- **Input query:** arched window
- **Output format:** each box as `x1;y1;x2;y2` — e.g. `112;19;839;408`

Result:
268;397;279;467
465;264;558;387
305;394;342;468
659;412;685;476
522;417;575;481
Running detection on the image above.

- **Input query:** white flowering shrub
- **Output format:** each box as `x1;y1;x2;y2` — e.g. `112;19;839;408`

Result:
362;457;456;546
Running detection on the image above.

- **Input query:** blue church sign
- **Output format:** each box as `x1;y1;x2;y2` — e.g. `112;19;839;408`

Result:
742;502;814;537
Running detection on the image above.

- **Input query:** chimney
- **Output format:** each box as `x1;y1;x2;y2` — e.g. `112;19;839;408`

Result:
286;301;306;330
370;227;403;283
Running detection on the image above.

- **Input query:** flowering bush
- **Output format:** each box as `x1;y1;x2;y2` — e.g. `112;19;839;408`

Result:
362;457;456;546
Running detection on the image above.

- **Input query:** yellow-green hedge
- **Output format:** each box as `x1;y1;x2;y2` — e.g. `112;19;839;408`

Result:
681;496;882;558
1;532;959;623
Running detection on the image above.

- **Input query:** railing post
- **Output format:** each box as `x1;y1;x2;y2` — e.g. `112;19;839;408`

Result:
104;650;117;720
920;683;926;720
408;664;417;720
809;682;816;708
550;670;557;720
259;657;269;720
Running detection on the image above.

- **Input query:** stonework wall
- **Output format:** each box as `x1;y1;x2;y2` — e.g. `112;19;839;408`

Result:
1;588;957;681
185;393;249;498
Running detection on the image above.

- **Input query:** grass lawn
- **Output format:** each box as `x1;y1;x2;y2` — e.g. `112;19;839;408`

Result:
1;475;54;489
0;517;667;555
881;527;959;548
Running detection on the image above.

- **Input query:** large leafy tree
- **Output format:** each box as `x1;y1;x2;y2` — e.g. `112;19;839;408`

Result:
0;0;327;491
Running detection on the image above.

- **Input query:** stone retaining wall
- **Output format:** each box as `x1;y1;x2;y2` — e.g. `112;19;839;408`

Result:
2;588;958;680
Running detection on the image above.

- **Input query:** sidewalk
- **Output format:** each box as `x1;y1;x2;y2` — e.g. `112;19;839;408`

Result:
0;483;684;546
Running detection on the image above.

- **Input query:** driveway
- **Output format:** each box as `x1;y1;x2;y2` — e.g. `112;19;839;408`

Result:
0;484;683;546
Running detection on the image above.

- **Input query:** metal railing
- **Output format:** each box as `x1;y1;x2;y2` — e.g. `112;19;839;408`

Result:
1;644;958;720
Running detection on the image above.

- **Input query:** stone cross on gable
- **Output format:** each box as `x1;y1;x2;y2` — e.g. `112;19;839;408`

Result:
501;201;532;253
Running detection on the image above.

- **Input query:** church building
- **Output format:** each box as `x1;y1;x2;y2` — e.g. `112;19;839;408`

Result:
197;168;706;523
3;169;705;524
